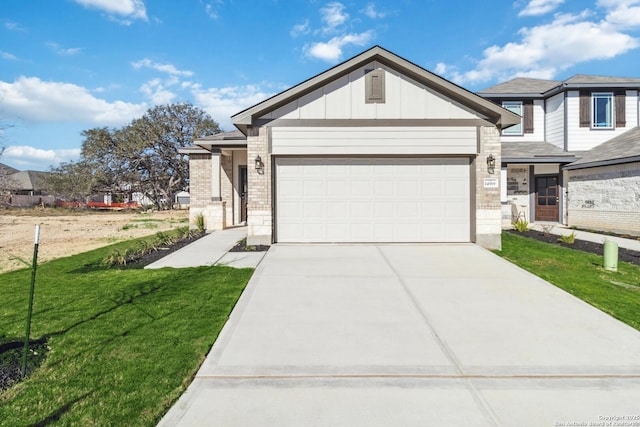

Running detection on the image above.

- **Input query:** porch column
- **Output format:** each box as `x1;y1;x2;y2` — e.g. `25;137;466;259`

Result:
211;150;221;201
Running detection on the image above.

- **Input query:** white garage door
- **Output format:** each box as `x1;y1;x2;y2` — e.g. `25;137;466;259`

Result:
275;157;470;243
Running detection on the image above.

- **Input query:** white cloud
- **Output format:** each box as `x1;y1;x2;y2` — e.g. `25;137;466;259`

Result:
190;83;274;131
139;78;177;104
434;63;448;76
440;7;640;85
519;0;564;17
320;2;349;34
361;3;387;19
131;58;194;77
304;31;374;62
1;51;18;61
205;4;218;19
600;0;640;28
0;76;147;125
291;20;311;37
46;42;83;56
3;146;81;169
5;21;27;32
73;0;147;22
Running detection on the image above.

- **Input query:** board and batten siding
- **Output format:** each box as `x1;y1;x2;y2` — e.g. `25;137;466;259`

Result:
260;61;483;122
566;90;640;152
271;126;478;155
545;92;565;149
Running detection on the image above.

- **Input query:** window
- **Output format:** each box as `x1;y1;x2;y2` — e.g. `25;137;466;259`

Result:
592;92;613;128
502;101;523;135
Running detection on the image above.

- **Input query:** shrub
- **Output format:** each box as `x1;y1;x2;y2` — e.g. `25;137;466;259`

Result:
101;248;132;267
512;219;529;232
194;213;205;233
558;232;576;245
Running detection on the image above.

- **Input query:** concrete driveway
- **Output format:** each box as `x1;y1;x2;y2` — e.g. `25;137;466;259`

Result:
159;244;640;427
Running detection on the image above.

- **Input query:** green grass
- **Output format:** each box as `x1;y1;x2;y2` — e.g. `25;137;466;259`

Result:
496;232;640;331
0;232;253;426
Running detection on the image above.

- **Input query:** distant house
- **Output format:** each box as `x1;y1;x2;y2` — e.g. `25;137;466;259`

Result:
0;164;54;207
478;75;640;235
181;46;520;249
0;162;19;177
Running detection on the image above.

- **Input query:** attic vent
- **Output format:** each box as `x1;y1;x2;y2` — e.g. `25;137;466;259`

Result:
365;69;385;104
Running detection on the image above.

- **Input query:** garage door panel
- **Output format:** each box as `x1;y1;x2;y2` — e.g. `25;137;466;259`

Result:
398;201;419;218
351;201;373;217
276;157;470;243
374;201;395;217
326;202;347;217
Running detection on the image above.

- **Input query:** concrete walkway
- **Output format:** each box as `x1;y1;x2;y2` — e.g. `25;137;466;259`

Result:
145;226;266;269
531;224;640;252
158;244;640;427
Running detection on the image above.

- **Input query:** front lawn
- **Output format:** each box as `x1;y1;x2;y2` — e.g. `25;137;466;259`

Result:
496;232;640;331
0;233;252;426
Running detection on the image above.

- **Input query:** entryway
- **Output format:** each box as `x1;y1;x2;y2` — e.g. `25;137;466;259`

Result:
535;175;559;221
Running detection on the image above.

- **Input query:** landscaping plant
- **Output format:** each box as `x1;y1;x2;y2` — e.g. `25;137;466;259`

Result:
558;232;576;244
512;219;529;232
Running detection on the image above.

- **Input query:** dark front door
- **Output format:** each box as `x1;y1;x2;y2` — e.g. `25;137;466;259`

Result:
240;166;248;223
535;175;559;222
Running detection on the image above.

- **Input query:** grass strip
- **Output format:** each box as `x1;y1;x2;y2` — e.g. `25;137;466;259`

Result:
0;232;252;426
496;232;640;331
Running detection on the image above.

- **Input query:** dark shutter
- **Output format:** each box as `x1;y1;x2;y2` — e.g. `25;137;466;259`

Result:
615;90;626;127
523;100;534;133
579;91;590;128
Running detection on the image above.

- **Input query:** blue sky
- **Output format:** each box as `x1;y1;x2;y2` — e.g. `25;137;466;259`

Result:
1;0;640;170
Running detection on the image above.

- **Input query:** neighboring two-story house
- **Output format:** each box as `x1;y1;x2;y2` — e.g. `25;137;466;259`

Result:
478;76;640;234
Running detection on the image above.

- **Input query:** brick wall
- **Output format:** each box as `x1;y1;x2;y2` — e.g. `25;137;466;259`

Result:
246;126;273;245
475;126;502;250
568;162;640;234
188;152;226;231
189;154;212;206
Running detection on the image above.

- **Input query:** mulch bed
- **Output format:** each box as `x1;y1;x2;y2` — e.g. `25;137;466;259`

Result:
0;338;48;393
228;238;270;253
507;229;640;266
128;231;206;268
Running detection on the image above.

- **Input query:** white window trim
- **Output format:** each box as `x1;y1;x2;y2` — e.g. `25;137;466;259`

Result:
591;92;614;129
502;101;523;135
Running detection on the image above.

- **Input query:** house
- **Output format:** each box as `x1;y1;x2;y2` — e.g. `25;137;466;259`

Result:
0;166;55;207
183;46;520;249
478;75;640;234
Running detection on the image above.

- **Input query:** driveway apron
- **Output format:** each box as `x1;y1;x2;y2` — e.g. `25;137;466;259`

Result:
159;244;640;427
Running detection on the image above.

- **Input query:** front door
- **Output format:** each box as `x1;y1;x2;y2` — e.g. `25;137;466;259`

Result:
535;175;559;222
240;166;248;223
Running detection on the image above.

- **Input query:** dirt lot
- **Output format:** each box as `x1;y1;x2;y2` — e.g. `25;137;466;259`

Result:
0;209;190;273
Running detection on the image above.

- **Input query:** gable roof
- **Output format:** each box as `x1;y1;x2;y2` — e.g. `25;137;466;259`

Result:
232;46;521;133
565;127;640;170
5;170;49;191
477;78;561;97
0;162;19;176
480;74;640;98
502;141;578;164
563;74;640;85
